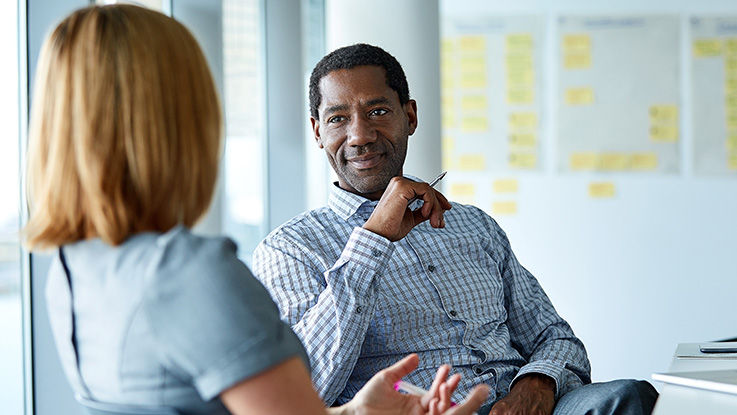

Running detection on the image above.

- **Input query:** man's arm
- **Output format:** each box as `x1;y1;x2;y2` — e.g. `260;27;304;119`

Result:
253;226;393;405
253;178;452;405
482;213;591;399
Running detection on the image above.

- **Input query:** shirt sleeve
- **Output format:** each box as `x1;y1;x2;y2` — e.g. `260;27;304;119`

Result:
480;211;591;399
252;226;394;405
142;233;308;401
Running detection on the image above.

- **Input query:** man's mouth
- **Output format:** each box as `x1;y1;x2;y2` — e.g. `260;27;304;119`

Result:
347;153;384;170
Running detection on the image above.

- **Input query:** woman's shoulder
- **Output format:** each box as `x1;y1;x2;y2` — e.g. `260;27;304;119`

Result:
142;226;262;306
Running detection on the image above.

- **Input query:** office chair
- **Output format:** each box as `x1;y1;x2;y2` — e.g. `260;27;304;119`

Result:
75;395;180;415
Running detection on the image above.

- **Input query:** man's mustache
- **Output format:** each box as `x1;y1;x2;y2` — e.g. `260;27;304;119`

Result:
343;143;385;158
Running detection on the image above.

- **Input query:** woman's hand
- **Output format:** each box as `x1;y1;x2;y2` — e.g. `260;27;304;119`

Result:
340;354;489;415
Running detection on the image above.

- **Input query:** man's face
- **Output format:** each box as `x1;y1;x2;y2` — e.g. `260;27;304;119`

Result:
311;65;417;200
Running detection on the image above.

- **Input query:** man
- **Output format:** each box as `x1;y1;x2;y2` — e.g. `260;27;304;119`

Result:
253;43;657;415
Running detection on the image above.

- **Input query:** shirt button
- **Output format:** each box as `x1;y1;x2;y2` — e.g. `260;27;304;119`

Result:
449;310;457;317
427;265;436;272
474;367;483;375
355;306;362;314
371;249;381;257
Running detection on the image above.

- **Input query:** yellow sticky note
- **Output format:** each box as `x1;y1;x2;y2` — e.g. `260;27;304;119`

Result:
461;95;488;111
649;105;679;123
460;56;487;74
442;136;455;153
442;154;456;170
506;33;533;52
441;57;455;77
508;152;537;169
493;179;518;193
441;95;454;112
507;88;534;105
726;132;737;150
461;116;488;133
729;151;737;170
726;94;737;108
442;112;456;129
630;153;658;170
598;153;630;171
506;69;534;86
726;109;737;128
588;182;616;198
509;132;537;147
726;38;737;56
441;73;455;89
563;34;591;52
693;39;722;57
650;125;679;142
565;87;595;105
449;183;476;204
492;201;518;215
508;112;538;129
564;53;592;69
458;154;486;171
441;38;455;55
726;78;737;94
460;72;487;89
506;54;533;71
570;152;598;170
726;58;737;73
459;35;486;53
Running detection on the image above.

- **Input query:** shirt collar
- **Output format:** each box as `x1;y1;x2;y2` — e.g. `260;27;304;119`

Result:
327;175;421;221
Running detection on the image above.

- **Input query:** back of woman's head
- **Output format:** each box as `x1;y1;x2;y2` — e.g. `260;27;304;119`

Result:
25;4;222;250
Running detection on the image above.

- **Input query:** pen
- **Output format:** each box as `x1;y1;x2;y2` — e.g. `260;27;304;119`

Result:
407;171;447;206
394;380;477;414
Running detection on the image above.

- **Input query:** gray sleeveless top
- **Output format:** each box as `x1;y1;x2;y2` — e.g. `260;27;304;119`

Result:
46;226;308;414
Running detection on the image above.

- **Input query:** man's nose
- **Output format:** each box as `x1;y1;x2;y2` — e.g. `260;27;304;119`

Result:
346;116;376;147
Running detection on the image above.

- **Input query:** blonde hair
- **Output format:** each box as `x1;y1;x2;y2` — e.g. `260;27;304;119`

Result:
24;4;222;249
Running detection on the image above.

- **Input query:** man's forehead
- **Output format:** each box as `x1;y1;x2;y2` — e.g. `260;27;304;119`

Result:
318;66;398;110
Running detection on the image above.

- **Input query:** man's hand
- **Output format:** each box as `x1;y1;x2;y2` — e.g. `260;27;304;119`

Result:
489;374;555;415
363;177;452;242
340;354;489;415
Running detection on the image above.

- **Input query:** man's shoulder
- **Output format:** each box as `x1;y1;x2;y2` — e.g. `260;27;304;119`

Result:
265;206;337;240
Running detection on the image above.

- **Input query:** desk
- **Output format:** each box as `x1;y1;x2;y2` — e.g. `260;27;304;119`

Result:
652;343;737;414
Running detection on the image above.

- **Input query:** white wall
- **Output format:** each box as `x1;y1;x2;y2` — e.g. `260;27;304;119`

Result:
438;0;737;383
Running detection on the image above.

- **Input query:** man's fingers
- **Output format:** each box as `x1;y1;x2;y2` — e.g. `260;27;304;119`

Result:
382;354;419;384
448;384;490;415
435;190;452;210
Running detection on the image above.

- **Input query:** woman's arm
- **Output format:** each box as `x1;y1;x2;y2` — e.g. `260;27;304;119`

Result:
221;354;489;415
221;356;328;415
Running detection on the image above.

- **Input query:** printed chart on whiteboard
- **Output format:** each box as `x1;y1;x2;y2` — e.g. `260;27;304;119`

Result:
557;15;681;174
691;16;737;175
441;15;545;180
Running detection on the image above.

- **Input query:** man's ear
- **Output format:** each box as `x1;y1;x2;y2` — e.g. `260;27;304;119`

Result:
405;99;418;136
310;116;324;148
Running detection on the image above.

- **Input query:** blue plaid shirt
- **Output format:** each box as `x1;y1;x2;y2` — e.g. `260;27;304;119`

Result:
252;182;591;406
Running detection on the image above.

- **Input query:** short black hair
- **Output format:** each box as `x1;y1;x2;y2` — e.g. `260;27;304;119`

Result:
309;43;410;120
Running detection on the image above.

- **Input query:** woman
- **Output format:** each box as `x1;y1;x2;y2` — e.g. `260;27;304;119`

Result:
24;4;487;415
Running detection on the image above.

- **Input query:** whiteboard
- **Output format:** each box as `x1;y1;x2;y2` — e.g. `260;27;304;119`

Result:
440;0;737;385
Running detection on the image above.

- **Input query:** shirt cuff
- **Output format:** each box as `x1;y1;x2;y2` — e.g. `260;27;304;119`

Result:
511;360;565;400
337;227;395;270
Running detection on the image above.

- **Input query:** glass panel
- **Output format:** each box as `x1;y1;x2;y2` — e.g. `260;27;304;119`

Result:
95;0;165;12
0;0;23;413
222;0;265;265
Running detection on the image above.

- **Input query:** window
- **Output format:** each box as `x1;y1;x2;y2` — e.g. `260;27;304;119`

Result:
222;0;266;265
0;0;24;413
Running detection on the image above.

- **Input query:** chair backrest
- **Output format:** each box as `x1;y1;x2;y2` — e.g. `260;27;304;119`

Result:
76;395;180;415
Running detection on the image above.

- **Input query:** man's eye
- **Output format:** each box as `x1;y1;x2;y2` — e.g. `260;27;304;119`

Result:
328;116;346;124
369;109;388;117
